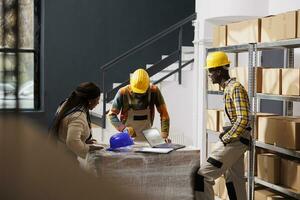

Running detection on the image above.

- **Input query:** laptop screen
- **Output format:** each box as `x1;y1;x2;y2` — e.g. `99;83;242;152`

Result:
142;128;165;147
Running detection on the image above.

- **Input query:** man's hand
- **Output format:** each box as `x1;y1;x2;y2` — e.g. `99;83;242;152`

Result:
124;127;136;137
161;132;170;143
219;132;231;146
164;138;172;143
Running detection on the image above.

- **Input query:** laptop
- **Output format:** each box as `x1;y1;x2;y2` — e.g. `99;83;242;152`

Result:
142;128;185;150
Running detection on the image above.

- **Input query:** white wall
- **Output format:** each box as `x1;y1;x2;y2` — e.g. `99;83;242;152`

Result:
269;0;300;14
152;67;196;146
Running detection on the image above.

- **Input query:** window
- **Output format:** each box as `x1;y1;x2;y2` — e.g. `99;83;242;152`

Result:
0;0;41;110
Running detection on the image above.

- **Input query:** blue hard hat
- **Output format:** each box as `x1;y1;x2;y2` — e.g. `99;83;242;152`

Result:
107;132;134;151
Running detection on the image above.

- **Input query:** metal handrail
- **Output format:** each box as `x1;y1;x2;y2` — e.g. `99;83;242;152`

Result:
100;13;196;71
99;13;196;128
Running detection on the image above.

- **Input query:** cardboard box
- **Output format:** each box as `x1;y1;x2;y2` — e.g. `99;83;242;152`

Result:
281;158;300;192
257;153;280;184
262;68;282;95
255;113;279;139
267;196;285;200
256;67;263;93
207;110;219;132
261;11;297;42
227;19;261;45
218;110;224;132
229;67;263;93
282;68;300;96
213;177;220;196
214;176;229;200
298;11;300;38
258;116;300;150
244;151;248;172
213;25;227;47
255;189;284;200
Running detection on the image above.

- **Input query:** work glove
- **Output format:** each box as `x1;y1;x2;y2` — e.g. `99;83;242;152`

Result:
124;126;136;137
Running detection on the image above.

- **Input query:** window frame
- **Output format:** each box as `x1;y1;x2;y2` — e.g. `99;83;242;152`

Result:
0;0;43;111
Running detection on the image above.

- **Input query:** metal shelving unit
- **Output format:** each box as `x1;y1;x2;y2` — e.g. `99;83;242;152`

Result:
207;44;249;53
255;141;300;159
257;93;300;102
253;39;300;200
206;39;300;200
207;91;224;95
255;178;300;199
257;38;300;50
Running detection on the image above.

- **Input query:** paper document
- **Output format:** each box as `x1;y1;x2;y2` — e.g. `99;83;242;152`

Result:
135;147;173;154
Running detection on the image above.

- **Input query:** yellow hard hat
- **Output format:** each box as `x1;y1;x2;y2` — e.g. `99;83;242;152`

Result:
205;51;230;69
130;68;150;94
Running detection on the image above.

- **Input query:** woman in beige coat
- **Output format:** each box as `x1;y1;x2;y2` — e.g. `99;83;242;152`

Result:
50;82;102;159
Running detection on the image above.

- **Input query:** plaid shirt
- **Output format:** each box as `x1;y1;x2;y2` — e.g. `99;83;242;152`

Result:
108;84;170;135
222;78;250;143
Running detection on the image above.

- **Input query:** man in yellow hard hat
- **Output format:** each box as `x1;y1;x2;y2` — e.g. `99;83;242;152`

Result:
195;51;251;200
108;68;170;142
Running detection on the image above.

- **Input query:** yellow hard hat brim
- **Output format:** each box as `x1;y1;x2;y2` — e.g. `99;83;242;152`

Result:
204;61;230;69
130;83;149;93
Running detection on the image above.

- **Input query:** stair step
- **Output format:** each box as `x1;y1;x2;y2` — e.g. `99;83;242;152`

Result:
162;54;193;63
146;64;177;82
182;46;194;54
149;59;193;72
113;83;122;89
160;55;193;71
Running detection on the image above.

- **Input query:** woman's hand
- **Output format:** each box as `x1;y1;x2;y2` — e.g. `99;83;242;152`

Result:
89;144;104;152
86;139;97;144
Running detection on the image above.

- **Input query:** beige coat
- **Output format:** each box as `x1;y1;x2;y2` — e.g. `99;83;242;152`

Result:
58;111;90;158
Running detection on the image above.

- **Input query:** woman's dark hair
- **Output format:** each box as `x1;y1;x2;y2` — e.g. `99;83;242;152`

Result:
50;82;101;138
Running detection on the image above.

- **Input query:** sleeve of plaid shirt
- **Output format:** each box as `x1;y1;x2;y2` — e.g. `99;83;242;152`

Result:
222;83;250;143
108;89;126;132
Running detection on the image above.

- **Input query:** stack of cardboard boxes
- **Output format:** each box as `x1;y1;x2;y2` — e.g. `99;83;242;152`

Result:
206;109;221;132
226;66;300;96
257;153;300;194
213;10;300;47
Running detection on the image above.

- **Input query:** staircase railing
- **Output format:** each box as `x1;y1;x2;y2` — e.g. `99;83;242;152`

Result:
98;13;196;128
